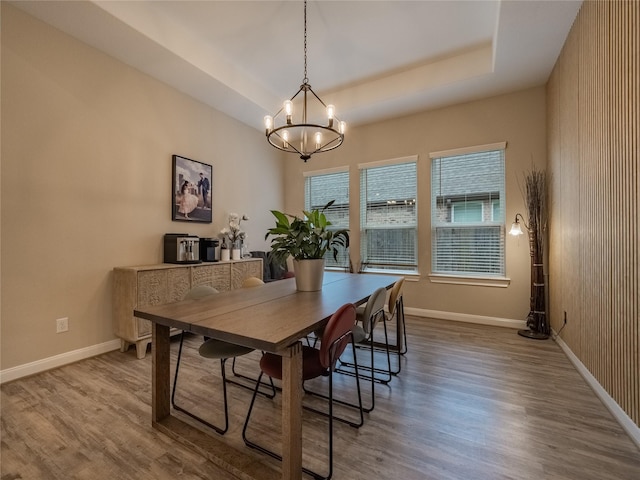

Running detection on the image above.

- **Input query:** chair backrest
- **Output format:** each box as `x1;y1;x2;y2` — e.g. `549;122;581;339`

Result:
242;276;265;288
319;303;356;369
361;287;387;335
184;284;219;300
388;278;405;317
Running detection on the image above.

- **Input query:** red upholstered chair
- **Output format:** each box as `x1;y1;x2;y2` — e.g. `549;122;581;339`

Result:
242;303;363;480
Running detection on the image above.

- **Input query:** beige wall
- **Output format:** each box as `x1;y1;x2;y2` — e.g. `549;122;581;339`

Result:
547;1;639;427
1;5;284;370
0;4;553;377
283;87;547;321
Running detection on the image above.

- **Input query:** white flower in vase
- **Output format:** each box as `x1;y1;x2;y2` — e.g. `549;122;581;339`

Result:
219;213;249;255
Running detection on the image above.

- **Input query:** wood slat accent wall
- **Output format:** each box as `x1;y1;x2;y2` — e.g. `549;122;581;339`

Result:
547;0;639;427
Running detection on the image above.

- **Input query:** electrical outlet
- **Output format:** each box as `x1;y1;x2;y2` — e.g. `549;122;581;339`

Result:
56;317;69;333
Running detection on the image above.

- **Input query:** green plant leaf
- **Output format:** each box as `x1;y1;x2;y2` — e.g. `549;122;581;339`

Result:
265;201;350;262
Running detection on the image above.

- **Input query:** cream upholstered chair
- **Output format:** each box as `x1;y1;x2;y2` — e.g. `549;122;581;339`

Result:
243;303;363;480
242;276;265;288
171;285;257;434
335;286;390;413
351;278;406;376
383;278;406;375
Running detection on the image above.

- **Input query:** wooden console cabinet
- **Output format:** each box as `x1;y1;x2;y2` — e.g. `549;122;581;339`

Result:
112;258;262;358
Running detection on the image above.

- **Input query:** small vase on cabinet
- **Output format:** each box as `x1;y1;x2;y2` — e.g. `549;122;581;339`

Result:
231;240;241;260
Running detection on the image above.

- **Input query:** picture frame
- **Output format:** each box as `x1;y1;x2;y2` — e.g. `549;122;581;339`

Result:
172;154;213;223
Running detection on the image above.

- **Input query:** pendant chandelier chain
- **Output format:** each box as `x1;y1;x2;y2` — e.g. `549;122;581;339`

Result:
303;0;308;84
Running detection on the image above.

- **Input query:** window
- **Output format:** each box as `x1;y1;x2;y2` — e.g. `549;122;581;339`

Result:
304;169;350;268
430;143;506;277
359;157;418;273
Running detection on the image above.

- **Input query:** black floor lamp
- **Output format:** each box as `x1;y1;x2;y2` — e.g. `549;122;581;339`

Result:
509;168;549;340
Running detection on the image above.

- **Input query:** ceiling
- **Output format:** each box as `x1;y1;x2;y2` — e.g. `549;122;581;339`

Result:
11;0;582;131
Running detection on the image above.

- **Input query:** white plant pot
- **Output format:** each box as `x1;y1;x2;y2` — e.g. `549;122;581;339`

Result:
293;258;325;291
231;249;241;260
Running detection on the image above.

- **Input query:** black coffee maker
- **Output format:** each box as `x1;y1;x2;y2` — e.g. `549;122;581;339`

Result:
163;234;201;264
199;238;220;262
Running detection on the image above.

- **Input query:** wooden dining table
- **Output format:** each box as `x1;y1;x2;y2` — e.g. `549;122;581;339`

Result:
134;271;400;480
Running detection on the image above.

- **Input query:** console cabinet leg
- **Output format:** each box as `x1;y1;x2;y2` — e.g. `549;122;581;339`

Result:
136;339;151;359
120;340;131;353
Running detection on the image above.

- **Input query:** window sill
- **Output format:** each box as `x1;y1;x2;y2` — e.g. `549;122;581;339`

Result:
361;268;420;280
428;273;510;288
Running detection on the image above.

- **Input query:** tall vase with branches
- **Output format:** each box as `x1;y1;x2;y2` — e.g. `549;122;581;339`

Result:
520;167;549;339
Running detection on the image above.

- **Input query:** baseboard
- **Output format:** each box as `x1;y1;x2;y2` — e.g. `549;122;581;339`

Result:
553;332;640;450
0;309;520;384
0;339;121;384
406;307;527;329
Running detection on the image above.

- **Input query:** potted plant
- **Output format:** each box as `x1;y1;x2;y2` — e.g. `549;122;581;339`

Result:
265;200;349;291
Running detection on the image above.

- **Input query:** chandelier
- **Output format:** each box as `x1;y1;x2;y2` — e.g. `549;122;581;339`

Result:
263;0;345;162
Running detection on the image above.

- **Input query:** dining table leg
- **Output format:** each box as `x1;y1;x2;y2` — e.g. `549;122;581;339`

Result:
280;341;303;480
152;323;171;424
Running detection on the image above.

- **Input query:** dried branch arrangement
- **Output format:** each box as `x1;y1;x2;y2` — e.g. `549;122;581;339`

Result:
522;167;549;337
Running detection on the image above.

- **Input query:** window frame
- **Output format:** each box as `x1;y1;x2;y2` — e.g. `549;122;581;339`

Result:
429;142;510;286
303;167;350;270
358;155;418;275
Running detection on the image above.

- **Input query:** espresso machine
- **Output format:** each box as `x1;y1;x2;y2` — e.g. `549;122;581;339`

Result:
199;237;220;262
163;234;202;264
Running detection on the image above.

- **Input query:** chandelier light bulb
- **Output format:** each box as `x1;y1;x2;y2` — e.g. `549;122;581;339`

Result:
339;121;346;134
264;115;273;133
326;104;335;118
284;100;293;124
327;104;335;127
282;130;289;148
315;132;322;149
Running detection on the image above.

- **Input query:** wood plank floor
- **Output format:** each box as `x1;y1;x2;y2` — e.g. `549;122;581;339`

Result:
2;316;639;479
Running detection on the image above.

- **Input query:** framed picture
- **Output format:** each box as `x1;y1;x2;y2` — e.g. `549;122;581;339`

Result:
172;154;212;223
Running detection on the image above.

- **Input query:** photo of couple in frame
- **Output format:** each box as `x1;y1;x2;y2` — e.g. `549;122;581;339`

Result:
172;154;212;223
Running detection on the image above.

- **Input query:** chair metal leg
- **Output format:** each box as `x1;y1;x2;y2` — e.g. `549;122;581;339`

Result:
242;372;326;480
243;343;363;480
339;322;393;381
391;296;407;355
171;332;229;434
346;309;396;380
302;339;365;424
399;297;408;354
171;333;276;434
372;297;407;357
228;355;277;399
370;299;406;374
334;324;392;412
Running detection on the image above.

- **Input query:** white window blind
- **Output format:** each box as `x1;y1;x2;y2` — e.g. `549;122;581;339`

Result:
304;170;350;268
431;148;505;276
359;160;417;272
